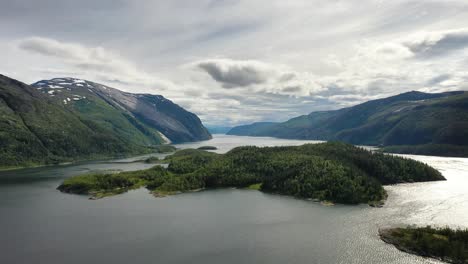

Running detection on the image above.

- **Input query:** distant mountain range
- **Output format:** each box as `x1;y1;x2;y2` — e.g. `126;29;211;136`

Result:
0;74;211;168
206;126;233;134
228;91;468;157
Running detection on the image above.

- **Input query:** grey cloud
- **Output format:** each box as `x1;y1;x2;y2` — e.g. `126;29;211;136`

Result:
18;37;81;60
404;29;468;58
184;90;203;97
194;22;261;43
207;92;244;101
281;86;302;93
426;74;452;86
278;73;296;82
195;59;271;88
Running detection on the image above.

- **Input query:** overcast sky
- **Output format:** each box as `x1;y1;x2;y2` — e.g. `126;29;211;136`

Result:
2;0;468;126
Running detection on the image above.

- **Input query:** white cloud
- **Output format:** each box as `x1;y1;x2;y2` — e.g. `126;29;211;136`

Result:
17;37;175;91
3;1;468;126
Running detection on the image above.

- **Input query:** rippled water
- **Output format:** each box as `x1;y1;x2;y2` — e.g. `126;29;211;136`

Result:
1;135;467;264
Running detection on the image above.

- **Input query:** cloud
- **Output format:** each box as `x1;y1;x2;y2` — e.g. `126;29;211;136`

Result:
185;27;468;126
191;58;324;97
194;58;273;88
426;74;452;86
17;37;174;91
4;1;468;127
403;28;468;58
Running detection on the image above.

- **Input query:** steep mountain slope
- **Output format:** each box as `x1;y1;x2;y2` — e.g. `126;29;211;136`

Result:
228;91;468;156
31;78;211;143
0;74;210;168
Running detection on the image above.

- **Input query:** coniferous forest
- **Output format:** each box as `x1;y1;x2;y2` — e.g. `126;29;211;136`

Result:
58;142;444;204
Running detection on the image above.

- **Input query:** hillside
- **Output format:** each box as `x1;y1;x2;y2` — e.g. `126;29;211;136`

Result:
228;91;468;157
0;74;211;168
227;122;277;136
205;126;233;134
58;142;444;204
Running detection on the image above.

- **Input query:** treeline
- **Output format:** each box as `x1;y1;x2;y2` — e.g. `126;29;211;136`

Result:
383;144;468;158
380;226;468;263
58;142;444;204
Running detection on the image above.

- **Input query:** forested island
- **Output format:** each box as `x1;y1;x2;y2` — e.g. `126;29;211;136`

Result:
58;142;444;204
197;146;218;150
380;226;468;263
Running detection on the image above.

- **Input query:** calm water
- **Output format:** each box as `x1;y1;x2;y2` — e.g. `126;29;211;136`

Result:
1;135;467;264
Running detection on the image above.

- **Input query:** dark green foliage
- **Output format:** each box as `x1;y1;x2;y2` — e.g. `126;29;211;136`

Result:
228;91;468;157
380;226;468;263
165;149;219;174
383;144;468;158
58;166;168;194
144;157;160;163
197;146;218;150
58;142;444;204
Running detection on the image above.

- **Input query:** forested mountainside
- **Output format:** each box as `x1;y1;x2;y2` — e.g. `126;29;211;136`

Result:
0;74;210;168
228;91;468;157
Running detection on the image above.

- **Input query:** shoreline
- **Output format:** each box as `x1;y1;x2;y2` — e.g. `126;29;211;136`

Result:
223;134;468;158
0;151;176;172
378;228;461;264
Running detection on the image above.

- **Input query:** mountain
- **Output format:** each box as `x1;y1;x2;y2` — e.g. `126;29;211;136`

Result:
227;122;277;136
0;74;211;168
228;91;468;157
205;126;233;134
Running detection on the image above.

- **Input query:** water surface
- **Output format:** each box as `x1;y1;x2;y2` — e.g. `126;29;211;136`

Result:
1;135;467;264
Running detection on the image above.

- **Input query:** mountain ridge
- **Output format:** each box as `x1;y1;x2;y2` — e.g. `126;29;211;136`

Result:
227;90;468;157
0;74;211;168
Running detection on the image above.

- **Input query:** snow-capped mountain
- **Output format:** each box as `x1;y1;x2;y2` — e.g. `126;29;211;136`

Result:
31;77;211;143
0;74;211;168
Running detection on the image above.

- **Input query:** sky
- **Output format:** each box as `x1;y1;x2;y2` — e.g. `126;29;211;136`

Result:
1;0;468;126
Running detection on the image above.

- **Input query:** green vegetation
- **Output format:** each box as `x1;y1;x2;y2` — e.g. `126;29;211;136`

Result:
380;226;468;263
197;146;218;150
58;142;444;204
58;166;167;197
152;145;177;153
383;144;468;158
144;156;160;163
228;91;468;157
0;74;209;169
247;183;262;190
